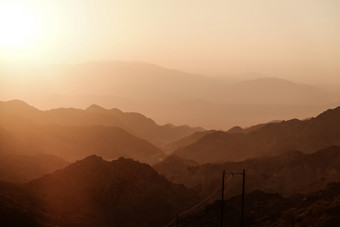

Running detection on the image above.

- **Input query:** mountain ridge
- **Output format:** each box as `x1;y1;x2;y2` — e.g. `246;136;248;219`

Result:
0;99;204;146
0;112;164;163
2;61;339;129
173;106;340;163
156;146;340;196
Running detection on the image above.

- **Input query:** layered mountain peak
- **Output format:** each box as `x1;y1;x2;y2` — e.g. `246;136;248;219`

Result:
85;104;107;112
69;155;155;176
0;99;40;115
0;99;202;147
75;154;104;164
227;126;244;134
316;106;340;120
30;155;157;186
109;107;124;114
24;155;198;226
173;106;340;164
0;99;31;107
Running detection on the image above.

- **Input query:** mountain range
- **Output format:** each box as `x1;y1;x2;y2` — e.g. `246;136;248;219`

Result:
0;76;340;226
1;61;339;129
0;99;202;147
0;99;206;163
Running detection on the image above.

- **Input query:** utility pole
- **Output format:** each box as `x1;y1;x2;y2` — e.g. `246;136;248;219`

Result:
223;169;246;227
221;169;225;227
241;169;245;227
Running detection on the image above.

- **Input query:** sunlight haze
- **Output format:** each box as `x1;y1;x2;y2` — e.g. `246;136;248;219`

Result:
0;0;339;83
1;2;340;226
1;0;340;129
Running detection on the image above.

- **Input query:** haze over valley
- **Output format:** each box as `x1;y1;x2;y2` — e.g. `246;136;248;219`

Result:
1;61;340;129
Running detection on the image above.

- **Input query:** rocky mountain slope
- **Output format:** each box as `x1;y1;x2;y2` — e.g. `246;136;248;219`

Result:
0;156;199;226
156;146;340;196
179;182;340;226
173;106;340;163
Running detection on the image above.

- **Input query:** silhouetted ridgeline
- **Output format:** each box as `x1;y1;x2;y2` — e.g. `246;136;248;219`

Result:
173;106;340;163
0;99;203;147
163;130;216;153
0;156;199;226
1;100;340;226
155;146;340;196
1;100;183;163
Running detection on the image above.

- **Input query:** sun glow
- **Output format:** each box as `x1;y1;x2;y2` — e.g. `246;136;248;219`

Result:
0;2;43;50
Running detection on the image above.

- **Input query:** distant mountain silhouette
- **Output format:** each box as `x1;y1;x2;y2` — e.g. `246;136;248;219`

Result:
0;100;203;146
180;182;340;226
156;146;340;196
173;106;340;163
0;156;199;226
0;154;68;183
226;121;280;134
1;61;339;129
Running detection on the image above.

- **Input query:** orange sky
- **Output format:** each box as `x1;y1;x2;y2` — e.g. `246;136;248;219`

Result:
0;0;339;83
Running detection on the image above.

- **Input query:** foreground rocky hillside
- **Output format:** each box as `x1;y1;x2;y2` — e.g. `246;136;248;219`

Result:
178;182;340;226
0;156;199;226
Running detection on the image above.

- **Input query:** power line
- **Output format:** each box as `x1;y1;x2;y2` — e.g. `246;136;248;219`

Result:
166;169;246;227
165;182;224;227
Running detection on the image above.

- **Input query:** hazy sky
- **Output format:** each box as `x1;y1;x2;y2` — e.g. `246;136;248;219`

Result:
0;0;339;83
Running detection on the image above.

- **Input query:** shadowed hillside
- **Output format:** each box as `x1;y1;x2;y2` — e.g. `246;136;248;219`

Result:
0;156;199;226
173;106;340;163
178;182;340;227
155;146;340;196
0;114;164;164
